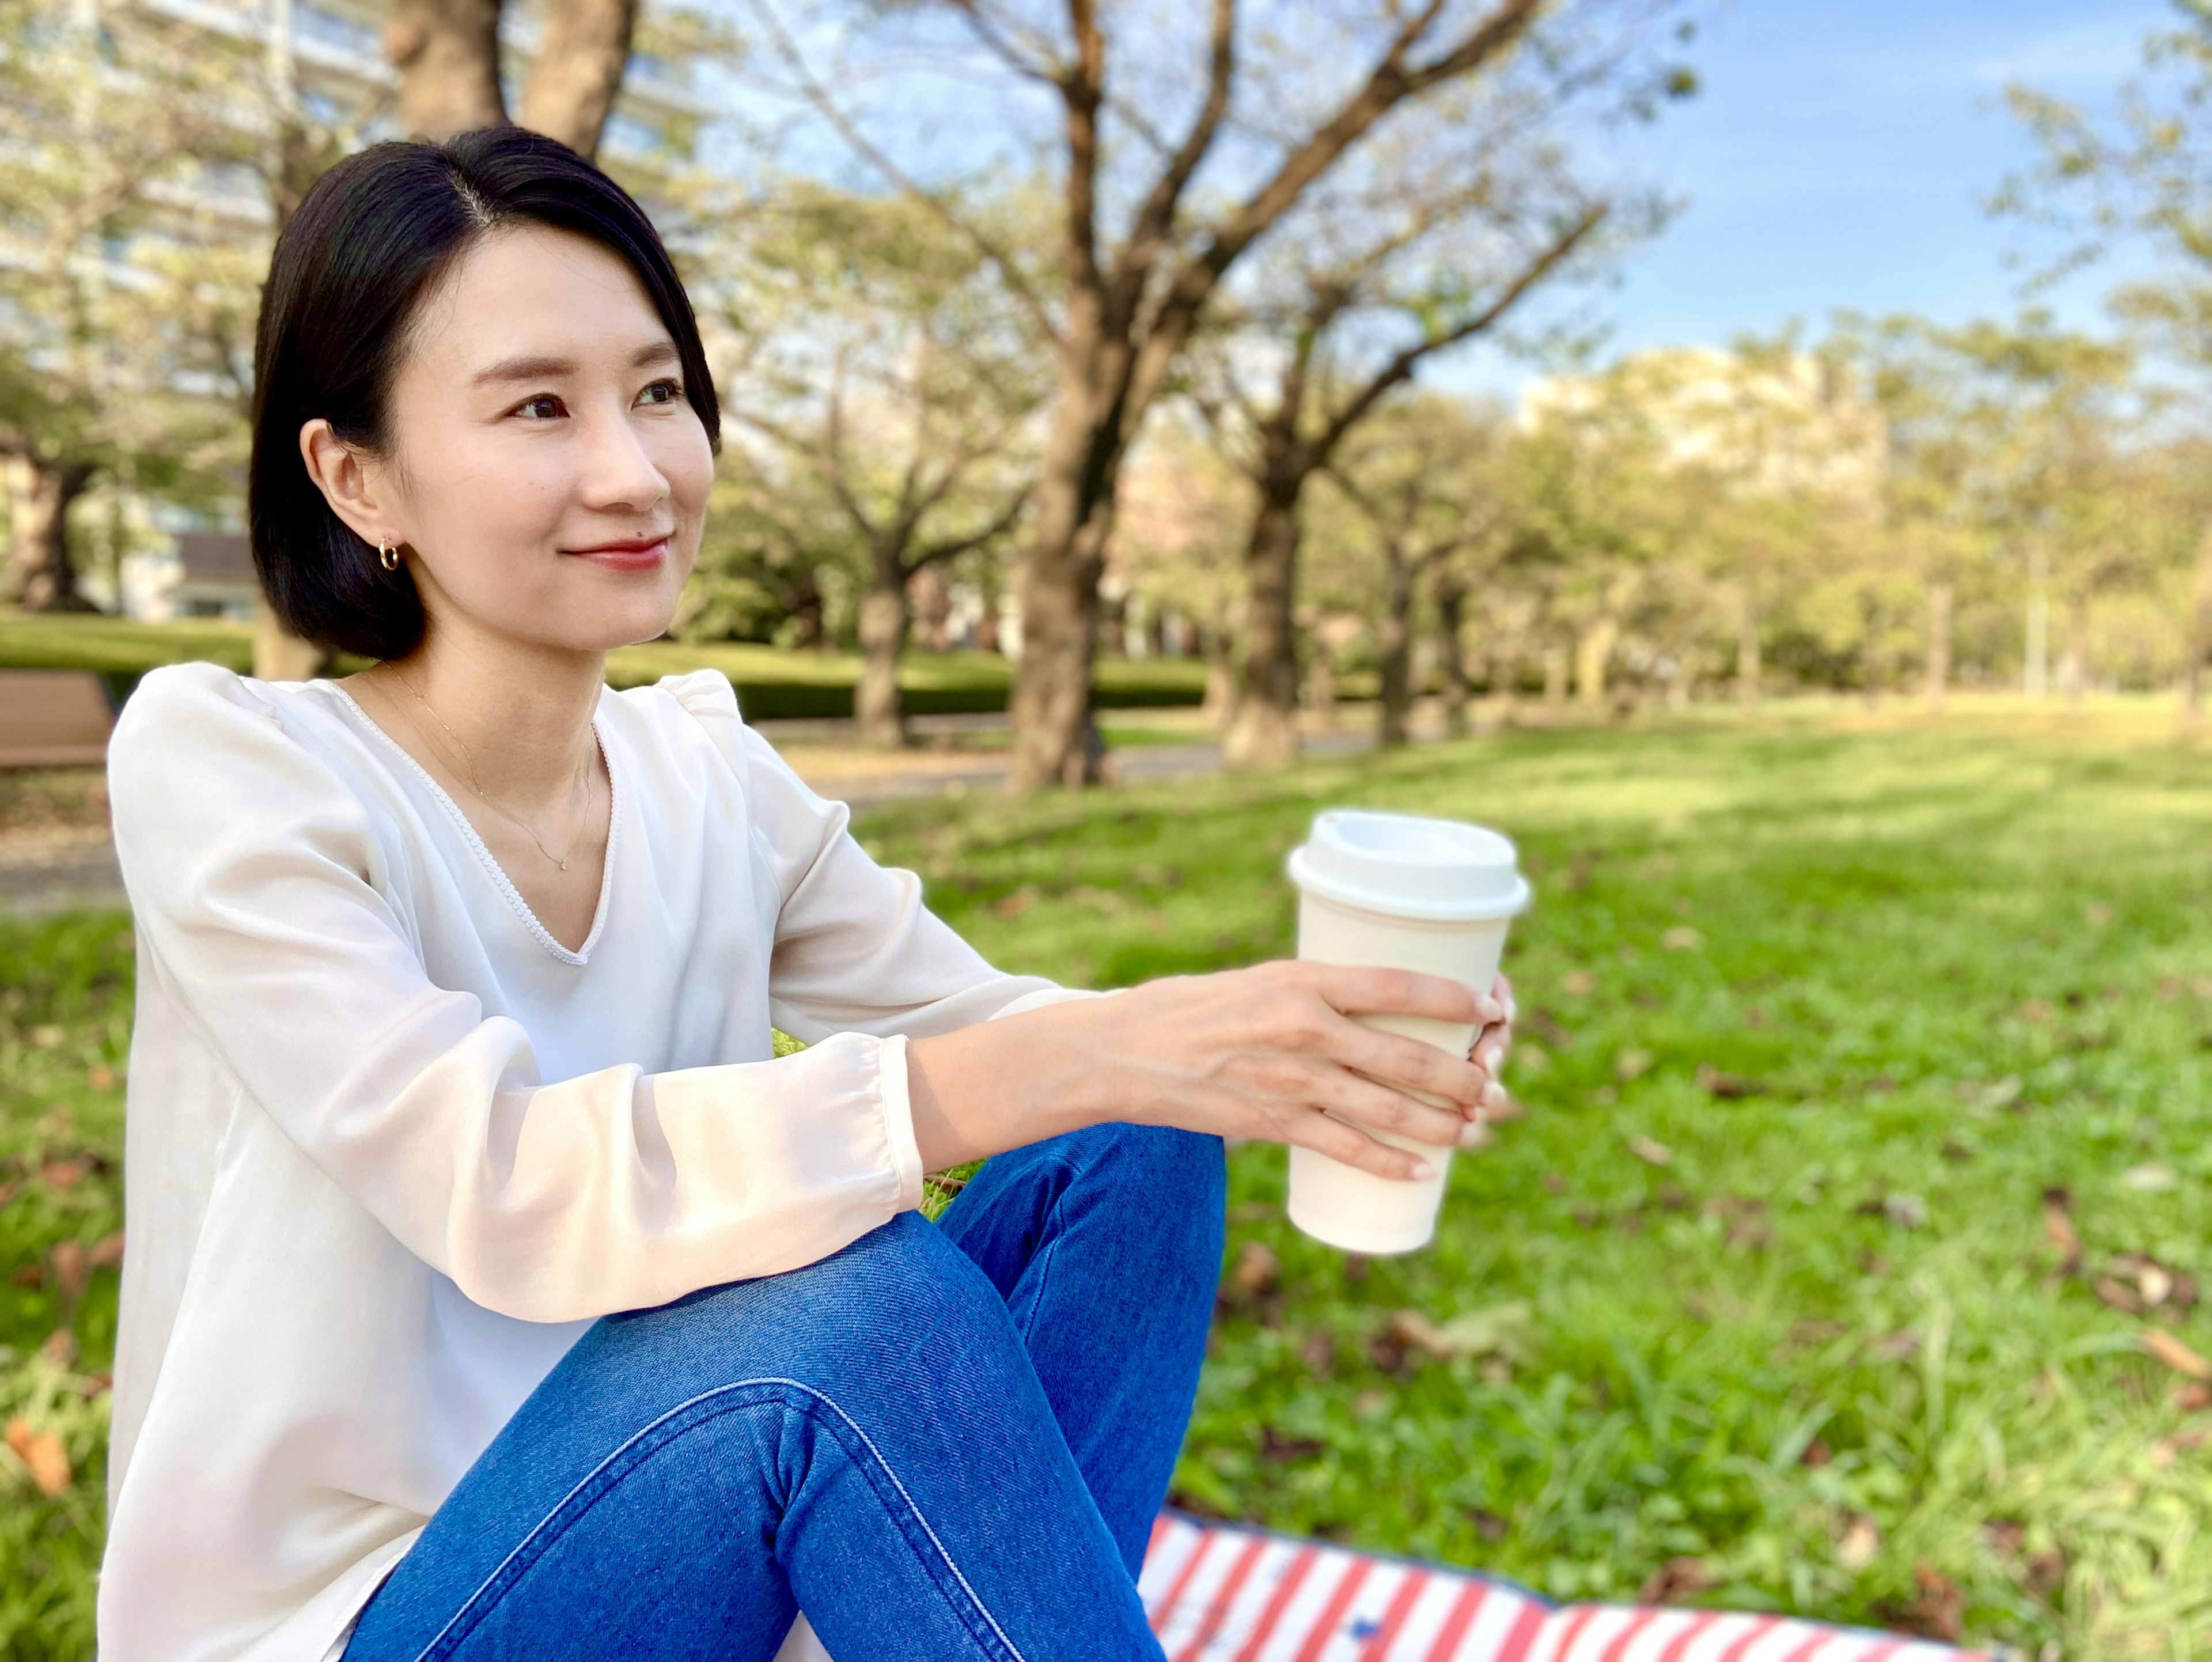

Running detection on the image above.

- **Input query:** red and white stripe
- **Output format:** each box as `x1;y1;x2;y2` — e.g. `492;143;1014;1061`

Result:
1139;1516;1986;1662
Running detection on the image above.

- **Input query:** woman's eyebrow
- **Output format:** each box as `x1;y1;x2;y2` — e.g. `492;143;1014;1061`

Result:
472;353;577;387
470;342;677;387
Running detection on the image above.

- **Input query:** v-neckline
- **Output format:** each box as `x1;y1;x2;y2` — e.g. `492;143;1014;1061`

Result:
327;682;622;967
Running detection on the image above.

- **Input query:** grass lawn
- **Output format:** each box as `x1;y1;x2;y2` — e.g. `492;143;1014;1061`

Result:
0;611;1207;715
4;699;2211;1656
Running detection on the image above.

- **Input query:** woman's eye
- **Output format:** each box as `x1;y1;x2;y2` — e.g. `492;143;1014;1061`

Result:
637;378;682;407
514;394;566;421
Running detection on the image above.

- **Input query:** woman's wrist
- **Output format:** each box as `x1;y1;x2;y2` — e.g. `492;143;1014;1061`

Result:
905;1006;1115;1173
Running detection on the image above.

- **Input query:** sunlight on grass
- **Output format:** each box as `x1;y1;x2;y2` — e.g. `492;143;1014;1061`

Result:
855;711;2212;1659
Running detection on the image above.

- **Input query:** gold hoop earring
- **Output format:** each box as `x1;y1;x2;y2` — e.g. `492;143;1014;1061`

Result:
378;537;399;572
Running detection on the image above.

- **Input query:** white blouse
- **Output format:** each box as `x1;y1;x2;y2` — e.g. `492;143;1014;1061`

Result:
99;662;1081;1662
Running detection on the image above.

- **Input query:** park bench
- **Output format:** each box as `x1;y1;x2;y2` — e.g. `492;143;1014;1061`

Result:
0;669;116;768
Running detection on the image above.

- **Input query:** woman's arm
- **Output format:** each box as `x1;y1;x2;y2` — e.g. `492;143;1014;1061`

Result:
907;961;1508;1179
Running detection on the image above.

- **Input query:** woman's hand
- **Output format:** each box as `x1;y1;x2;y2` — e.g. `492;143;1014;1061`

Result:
906;961;1512;1182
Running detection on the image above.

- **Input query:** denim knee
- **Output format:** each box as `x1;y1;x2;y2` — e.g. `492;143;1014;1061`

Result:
1059;1120;1225;1208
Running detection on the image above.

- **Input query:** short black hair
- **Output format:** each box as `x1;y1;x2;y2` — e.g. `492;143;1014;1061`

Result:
249;127;721;661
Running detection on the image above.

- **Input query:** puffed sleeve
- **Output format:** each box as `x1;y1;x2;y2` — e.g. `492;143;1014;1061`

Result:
108;662;979;1323
661;669;1100;1042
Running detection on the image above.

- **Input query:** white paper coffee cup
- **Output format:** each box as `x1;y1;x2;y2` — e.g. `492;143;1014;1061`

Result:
1283;809;1531;1254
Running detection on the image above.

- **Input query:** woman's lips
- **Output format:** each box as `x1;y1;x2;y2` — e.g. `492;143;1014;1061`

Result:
567;537;669;572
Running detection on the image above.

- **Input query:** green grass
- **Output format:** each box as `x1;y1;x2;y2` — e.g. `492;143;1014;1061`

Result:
849;705;2212;1659
7;703;2212;1656
0;612;1207;716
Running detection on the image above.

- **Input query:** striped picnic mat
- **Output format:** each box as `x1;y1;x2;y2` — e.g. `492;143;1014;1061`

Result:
1138;1513;1993;1662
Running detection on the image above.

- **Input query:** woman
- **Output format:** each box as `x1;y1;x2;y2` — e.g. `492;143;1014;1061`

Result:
101;128;1513;1662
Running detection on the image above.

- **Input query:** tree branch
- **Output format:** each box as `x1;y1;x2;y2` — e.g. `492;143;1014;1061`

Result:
743;0;1063;347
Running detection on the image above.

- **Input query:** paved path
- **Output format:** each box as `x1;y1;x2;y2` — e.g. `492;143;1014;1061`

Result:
1;718;1389;917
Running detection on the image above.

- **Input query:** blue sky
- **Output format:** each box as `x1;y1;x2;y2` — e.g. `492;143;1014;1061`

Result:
1459;0;2175;389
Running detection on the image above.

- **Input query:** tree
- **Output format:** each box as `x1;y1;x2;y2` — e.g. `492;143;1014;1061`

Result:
748;0;1693;787
0;0;266;611
700;185;1049;744
1321;395;1510;745
1188;119;1621;764
1999;7;2212;714
385;0;642;157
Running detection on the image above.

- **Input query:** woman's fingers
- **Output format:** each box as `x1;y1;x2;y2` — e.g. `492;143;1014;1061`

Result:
1274;1054;1465;1148
1283;961;1502;1027
1282;1108;1437;1182
1307;1009;1488;1111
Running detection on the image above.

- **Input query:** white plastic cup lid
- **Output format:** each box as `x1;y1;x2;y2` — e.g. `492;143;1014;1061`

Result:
1286;808;1531;923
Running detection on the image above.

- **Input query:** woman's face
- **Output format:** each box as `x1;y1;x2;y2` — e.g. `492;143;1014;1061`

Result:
350;222;713;656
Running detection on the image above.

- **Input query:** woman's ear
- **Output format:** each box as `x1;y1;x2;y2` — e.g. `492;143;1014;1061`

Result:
298;419;399;550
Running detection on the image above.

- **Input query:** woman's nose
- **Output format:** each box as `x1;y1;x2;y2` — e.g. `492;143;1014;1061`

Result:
575;405;668;513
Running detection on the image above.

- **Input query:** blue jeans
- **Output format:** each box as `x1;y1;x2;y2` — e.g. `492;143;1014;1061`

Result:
343;1123;1226;1660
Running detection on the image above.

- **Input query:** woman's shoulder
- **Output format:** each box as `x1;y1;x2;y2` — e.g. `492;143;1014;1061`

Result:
110;662;363;769
108;664;372;850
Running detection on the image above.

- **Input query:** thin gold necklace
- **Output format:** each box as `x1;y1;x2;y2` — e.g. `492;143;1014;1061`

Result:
382;664;597;872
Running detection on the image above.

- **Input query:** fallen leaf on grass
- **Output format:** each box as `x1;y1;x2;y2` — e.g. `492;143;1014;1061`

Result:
1560;970;1598;996
1637;1556;1716;1603
9;1265;41;1290
1627;1134;1674;1167
2122;1163;2179;1192
3;1418;69;1497
1258;1426;1325;1465
2176;1381;2212;1411
1660;926;1704;953
1908;1564;1965;1644
1801;1436;1832;1467
27;1025;62;1048
86;1064;116;1091
2150;1427;2212;1469
40;1159;88;1191
2025;1549;2067;1600
1613;1047;1654;1083
1466;1508;1508;1543
1694;1062;1766;1098
1219;1241;1280;1304
991;885;1039;919
2141;1327;2212;1381
2043;1191;2081;1275
1838;1513;1881;1571
2094;1277;2143;1315
49;1240;87;1300
1384;1301;1537;1366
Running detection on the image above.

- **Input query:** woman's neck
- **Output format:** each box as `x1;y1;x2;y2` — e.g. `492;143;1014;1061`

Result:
371;629;607;812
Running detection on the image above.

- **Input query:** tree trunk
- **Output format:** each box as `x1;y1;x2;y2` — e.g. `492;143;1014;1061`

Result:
2024;546;2050;701
854;564;910;749
1434;574;1471;737
1734;584;1761;706
2059;590;2089;709
1222;488;1302;771
2188;520;2212;722
1200;612;1238;730
1377;547;1414;748
1007;372;1116;789
1573;616;1618;709
7;455;94;612
384;0;506;142
1540;643;1568;708
520;0;637;158
1924;580;1953;715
